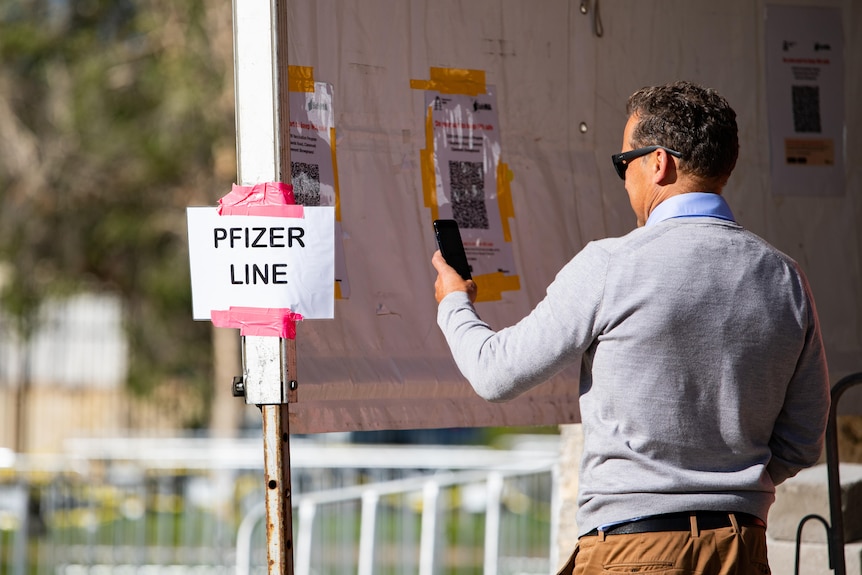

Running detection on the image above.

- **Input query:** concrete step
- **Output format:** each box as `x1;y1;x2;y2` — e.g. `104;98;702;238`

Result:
767;462;862;574
767;536;862;575
769;463;862;544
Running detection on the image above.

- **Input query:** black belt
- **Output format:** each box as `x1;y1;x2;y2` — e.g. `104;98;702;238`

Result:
582;511;766;537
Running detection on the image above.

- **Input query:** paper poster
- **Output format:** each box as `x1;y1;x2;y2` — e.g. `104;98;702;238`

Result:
288;81;337;206
287;68;350;297
412;68;520;302
428;89;518;293
765;5;844;195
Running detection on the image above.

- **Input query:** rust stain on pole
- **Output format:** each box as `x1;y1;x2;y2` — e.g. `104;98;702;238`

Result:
262;400;295;573
262;404;285;571
260;342;297;574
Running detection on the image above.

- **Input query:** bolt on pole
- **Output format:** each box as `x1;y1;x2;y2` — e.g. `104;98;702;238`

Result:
232;0;296;573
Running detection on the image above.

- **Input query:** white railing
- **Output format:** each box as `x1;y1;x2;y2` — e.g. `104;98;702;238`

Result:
236;459;559;575
1;435;561;575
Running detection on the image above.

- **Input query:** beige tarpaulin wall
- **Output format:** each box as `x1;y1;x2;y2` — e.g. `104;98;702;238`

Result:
272;0;862;433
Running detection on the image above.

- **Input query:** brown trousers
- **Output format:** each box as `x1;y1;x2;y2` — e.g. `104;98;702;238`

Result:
557;515;770;575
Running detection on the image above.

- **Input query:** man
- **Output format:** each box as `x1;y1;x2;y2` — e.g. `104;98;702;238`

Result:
431;81;830;575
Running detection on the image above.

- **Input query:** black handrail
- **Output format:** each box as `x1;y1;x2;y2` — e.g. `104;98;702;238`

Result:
794;371;862;575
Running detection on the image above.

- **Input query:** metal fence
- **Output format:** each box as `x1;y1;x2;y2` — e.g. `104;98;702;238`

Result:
0;435;560;575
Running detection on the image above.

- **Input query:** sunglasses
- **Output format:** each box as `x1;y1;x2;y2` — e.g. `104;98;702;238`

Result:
611;145;683;180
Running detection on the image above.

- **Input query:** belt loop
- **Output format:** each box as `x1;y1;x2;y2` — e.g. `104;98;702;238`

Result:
689;513;700;538
728;512;740;533
598;530;606;542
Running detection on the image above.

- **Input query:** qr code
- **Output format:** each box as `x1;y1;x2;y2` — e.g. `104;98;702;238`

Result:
291;161;320;205
448;160;489;229
792;85;821;133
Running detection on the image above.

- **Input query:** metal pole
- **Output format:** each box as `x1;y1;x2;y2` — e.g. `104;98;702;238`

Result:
256;339;298;574
793;372;862;575
483;472;504;575
232;0;295;572
358;490;380;575
295;499;317;574
274;1;297;567
419;480;441;575
823;372;862;575
262;401;294;573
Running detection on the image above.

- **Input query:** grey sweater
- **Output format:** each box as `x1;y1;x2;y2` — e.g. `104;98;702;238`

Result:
437;217;830;535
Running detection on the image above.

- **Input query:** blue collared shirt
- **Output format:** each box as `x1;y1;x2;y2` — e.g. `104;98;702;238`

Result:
646;192;735;227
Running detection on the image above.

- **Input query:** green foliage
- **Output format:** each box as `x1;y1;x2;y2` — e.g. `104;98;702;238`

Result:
0;0;236;426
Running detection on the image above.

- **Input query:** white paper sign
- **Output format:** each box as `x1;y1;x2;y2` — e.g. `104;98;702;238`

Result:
187;206;335;319
765;5;845;196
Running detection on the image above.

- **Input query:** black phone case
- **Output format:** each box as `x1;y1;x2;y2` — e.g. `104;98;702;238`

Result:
434;219;472;280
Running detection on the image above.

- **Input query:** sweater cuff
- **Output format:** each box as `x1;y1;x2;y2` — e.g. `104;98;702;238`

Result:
436;290;473;326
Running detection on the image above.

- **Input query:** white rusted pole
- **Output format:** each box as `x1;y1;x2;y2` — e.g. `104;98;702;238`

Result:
232;0;295;572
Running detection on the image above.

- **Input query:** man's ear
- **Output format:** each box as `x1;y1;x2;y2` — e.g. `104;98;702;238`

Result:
652;148;677;185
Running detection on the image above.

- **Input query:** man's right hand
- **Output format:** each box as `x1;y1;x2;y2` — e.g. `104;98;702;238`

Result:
431;250;477;304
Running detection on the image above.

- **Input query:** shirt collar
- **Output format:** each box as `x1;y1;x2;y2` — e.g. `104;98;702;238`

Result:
646;192;736;227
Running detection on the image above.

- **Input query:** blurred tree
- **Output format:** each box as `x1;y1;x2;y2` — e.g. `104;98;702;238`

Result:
0;0;238;432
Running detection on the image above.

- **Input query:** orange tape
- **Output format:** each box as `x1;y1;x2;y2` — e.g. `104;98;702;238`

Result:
410;67;487;96
496;162;515;242
473;272;521;303
288;65;315;93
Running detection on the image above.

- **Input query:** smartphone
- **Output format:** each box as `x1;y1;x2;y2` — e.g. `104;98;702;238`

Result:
433;219;472;280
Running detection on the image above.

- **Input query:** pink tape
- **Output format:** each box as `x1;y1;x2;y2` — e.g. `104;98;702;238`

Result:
211;307;303;339
218;182;304;218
